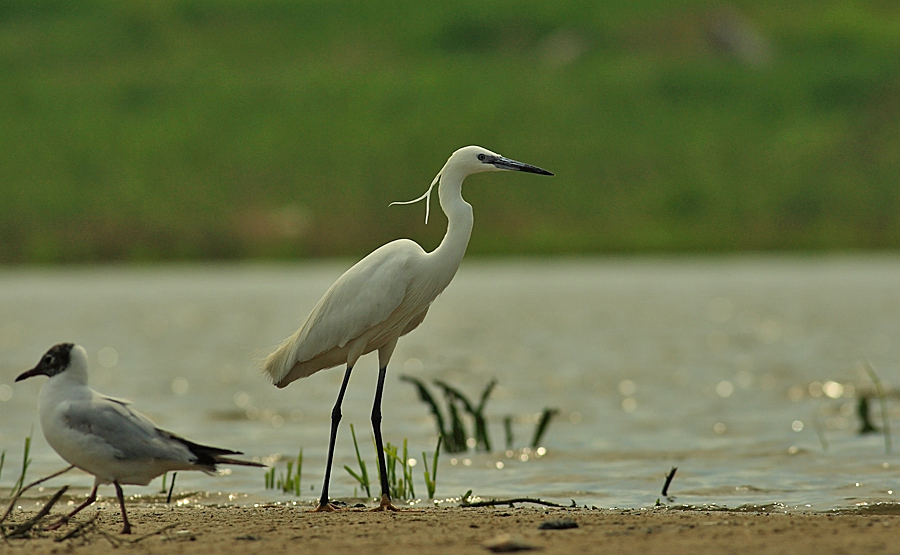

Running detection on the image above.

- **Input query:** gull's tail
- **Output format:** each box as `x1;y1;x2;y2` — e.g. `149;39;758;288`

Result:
169;434;266;469
210;455;267;468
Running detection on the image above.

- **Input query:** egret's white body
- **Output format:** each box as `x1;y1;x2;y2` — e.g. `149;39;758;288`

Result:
16;343;263;534
265;148;482;388
262;146;552;511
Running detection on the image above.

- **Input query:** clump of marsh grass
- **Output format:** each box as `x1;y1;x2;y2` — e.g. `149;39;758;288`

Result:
383;440;415;500
343;428;442;501
434;379;495;452
264;449;303;496
401;376;560;454
399;375;494;453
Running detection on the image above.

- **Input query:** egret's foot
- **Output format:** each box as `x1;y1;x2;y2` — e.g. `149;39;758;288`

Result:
314;502;343;512
370;494;400;512
120;523;132;535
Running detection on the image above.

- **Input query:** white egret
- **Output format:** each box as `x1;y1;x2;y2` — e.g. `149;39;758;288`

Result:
16;343;265;534
262;145;553;511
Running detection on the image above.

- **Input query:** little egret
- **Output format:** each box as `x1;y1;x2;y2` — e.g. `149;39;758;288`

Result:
16;343;265;534
262;145;552;511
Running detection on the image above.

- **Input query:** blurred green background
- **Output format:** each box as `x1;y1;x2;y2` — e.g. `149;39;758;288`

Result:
1;0;898;263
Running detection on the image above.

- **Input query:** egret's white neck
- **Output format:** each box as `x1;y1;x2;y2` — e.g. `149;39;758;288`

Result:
429;164;474;272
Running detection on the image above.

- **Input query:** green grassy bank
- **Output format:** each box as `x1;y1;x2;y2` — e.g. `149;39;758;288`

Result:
1;0;898;262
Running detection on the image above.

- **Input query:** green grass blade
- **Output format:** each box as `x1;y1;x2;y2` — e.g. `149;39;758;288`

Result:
530;407;559;448
264;448;303;496
400;375;449;446
435;379;494;452
295;449;303;496
434;380;477;414
11;434;32;497
348;424;371;497
403;439;414;499
473;413;491;453
476;379;497;413
384;443;398;497
344;465;364;483
423;436;442;499
864;361;892;455
473;379;496;452
446;399;467;452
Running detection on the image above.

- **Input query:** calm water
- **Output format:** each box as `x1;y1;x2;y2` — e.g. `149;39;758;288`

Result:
2;256;900;513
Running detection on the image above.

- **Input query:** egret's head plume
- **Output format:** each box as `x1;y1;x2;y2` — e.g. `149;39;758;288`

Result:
389;146;552;224
389;164;443;225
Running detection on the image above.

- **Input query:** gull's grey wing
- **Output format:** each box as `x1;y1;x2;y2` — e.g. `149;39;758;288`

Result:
60;394;196;464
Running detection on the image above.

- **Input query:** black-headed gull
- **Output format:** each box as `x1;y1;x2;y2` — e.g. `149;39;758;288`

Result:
16;343;264;534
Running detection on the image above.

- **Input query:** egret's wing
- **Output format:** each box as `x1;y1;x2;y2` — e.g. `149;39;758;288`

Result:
60;394;192;463
293;240;422;363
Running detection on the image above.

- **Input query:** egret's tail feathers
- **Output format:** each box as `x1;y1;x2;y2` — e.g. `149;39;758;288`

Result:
263;325;350;388
260;330;301;386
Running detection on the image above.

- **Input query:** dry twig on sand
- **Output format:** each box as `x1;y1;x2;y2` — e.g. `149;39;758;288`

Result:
0;464;75;536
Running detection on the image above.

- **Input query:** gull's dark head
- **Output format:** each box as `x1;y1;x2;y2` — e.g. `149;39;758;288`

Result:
16;343;76;382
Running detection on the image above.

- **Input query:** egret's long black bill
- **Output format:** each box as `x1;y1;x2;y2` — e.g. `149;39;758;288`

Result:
492;156;554;176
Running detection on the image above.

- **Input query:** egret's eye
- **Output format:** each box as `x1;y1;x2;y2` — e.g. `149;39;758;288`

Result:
43;354;55;365
477;153;486;162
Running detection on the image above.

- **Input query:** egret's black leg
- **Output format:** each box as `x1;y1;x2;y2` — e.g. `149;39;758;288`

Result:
316;364;353;511
371;365;399;511
46;484;98;530
113;480;131;534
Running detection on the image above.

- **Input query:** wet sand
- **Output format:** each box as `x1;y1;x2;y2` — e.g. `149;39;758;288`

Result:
4;504;898;554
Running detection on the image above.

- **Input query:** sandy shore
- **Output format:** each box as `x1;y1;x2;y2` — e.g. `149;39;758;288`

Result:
3;503;899;554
